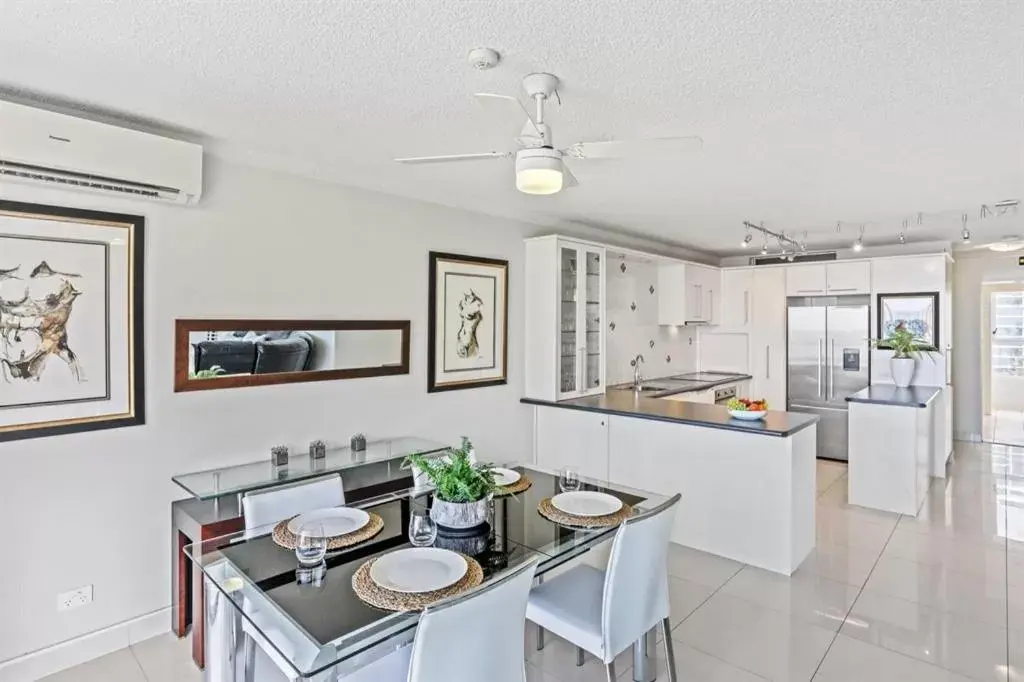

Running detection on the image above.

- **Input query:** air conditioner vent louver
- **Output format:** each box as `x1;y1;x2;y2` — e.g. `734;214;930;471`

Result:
0;161;177;199
0;100;202;205
751;252;838;265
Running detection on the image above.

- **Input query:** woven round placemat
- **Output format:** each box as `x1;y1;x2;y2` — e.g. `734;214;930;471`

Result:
537;497;633;528
271;512;385;551
352;553;484;612
494;473;533;497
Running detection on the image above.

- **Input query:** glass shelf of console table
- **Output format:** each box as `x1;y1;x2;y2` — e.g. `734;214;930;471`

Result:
171;436;449;501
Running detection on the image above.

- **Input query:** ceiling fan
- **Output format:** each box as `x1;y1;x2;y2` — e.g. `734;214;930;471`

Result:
394;72;703;195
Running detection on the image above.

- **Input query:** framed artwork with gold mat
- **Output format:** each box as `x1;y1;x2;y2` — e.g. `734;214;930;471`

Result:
0;200;145;441
427;251;508;392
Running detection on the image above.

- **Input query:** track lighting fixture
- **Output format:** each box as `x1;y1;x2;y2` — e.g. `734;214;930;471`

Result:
741;233;752;248
961;213;971;244
852;225;864;252
898;232;906;245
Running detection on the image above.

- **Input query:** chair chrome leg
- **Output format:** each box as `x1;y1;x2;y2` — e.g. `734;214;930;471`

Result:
576;646;585;667
242;632;256;682
606;660;617;682
662;617;678;682
536;626;545;651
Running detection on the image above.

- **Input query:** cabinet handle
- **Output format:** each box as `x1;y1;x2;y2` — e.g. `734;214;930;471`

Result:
743;290;749;325
708;290;714;322
766;345;770;379
796;288;824;294
828;287;857;292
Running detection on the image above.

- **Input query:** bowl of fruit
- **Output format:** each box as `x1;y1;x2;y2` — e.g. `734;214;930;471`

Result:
727;397;768;421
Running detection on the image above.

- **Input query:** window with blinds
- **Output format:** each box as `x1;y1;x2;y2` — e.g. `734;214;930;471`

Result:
992;291;1024;376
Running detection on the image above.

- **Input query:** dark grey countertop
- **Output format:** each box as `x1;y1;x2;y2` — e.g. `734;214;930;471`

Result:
521;392;818;438
846;385;942;408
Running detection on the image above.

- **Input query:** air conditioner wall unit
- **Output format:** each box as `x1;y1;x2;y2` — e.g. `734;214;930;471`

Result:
0;100;202;205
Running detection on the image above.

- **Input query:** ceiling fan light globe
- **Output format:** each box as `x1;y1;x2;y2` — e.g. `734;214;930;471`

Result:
515;150;564;195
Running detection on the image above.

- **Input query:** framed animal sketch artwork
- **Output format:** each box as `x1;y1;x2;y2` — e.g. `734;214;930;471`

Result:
0;200;145;441
427;251;508;392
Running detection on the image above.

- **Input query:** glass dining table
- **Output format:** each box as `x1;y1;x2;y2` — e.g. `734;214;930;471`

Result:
185;464;669;682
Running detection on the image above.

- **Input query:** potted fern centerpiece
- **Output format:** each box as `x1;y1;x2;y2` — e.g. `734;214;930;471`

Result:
404;437;497;532
873;324;933;388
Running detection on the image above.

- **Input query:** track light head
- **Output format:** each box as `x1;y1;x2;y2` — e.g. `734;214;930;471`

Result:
741;233;752;248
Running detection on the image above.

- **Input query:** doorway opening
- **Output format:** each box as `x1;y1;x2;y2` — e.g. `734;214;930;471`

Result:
983;285;1024;446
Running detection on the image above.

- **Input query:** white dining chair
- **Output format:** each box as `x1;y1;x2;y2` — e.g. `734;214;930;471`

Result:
241;473;345;531
240;474;345;682
526;493;682;682
341;556;539;682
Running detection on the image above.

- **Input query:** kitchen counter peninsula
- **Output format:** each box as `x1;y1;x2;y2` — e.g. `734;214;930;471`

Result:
524;392;818;575
521;391;817;438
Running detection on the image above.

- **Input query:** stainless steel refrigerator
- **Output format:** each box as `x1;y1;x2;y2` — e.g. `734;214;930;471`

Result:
787;296;870;461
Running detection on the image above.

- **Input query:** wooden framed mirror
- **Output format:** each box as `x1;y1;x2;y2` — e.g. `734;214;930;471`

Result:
174;319;410;392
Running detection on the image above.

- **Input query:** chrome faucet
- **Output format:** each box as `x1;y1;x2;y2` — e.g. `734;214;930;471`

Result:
631;354;645;389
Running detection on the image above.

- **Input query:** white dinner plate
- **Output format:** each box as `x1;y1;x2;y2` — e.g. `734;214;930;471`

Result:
550;491;623;517
286;507;371;537
491;467;521;487
369;548;467;594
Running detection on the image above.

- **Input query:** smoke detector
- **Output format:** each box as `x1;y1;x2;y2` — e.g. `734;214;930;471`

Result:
467;48;500;71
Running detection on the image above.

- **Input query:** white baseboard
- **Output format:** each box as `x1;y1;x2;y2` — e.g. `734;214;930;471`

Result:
0;607;170;682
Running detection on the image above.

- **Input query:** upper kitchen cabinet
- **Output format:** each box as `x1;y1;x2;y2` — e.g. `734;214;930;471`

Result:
825;261;871;295
524;236;606;401
657;263;720;325
786;261;871;297
719;267;753;329
785;264;827;296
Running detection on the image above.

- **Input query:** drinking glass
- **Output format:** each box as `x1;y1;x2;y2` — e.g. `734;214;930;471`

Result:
295;522;328;567
408;509;437;547
559;467;581;493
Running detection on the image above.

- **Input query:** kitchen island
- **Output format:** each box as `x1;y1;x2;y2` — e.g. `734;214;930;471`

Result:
522;391;818;575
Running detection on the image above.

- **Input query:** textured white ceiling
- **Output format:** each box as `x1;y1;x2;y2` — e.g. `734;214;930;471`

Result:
1;0;1021;254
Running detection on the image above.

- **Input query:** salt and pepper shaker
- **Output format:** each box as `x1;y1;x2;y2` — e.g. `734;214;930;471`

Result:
309;440;327;471
350;433;366;452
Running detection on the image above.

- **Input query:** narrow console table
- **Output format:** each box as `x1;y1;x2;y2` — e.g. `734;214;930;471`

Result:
170;436;447;669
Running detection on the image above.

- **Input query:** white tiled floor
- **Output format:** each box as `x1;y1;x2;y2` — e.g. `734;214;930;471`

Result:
43;441;1024;681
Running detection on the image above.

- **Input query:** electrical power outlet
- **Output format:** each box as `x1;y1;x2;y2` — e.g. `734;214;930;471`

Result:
57;585;93;612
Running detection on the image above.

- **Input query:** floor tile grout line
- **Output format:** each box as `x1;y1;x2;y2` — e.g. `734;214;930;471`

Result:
807;492;903;681
126;643;151;682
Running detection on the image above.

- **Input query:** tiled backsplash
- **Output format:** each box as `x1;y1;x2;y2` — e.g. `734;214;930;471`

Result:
606;256;696;385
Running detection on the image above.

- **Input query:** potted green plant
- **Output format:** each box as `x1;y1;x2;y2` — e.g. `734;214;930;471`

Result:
190;365;227;380
404;437;497;531
872;324;933;388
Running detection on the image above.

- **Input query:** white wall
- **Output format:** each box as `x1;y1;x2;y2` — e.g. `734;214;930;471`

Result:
604;256;696;385
952;251;1024;440
0;157;697;666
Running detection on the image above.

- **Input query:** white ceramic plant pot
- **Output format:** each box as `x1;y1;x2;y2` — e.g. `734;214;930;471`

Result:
430;497;490;531
891;357;916;388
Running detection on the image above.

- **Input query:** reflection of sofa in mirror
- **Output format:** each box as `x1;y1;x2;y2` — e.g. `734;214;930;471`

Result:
193;331;316;375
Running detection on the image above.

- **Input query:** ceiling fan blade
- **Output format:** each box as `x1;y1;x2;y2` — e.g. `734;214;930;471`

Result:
563;136;704;160
473;93;542;137
395;151;511;165
562;162;579;189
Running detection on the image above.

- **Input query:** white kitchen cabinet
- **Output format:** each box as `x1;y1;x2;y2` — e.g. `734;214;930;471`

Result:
719;268;753;329
524;236;606;401
825;261;871;295
750;267;787;406
533;406;609;481
657;263;720;325
786;264;827;296
787;261;871;297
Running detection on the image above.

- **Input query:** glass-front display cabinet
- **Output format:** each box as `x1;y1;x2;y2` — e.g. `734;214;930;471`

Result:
525;236;606;401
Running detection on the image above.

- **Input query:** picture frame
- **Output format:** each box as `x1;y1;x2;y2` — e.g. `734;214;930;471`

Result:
876;292;939;349
427;251;508;392
0;200;145;441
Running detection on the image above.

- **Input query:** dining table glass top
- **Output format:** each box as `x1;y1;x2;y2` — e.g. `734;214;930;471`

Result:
185;464;666;680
